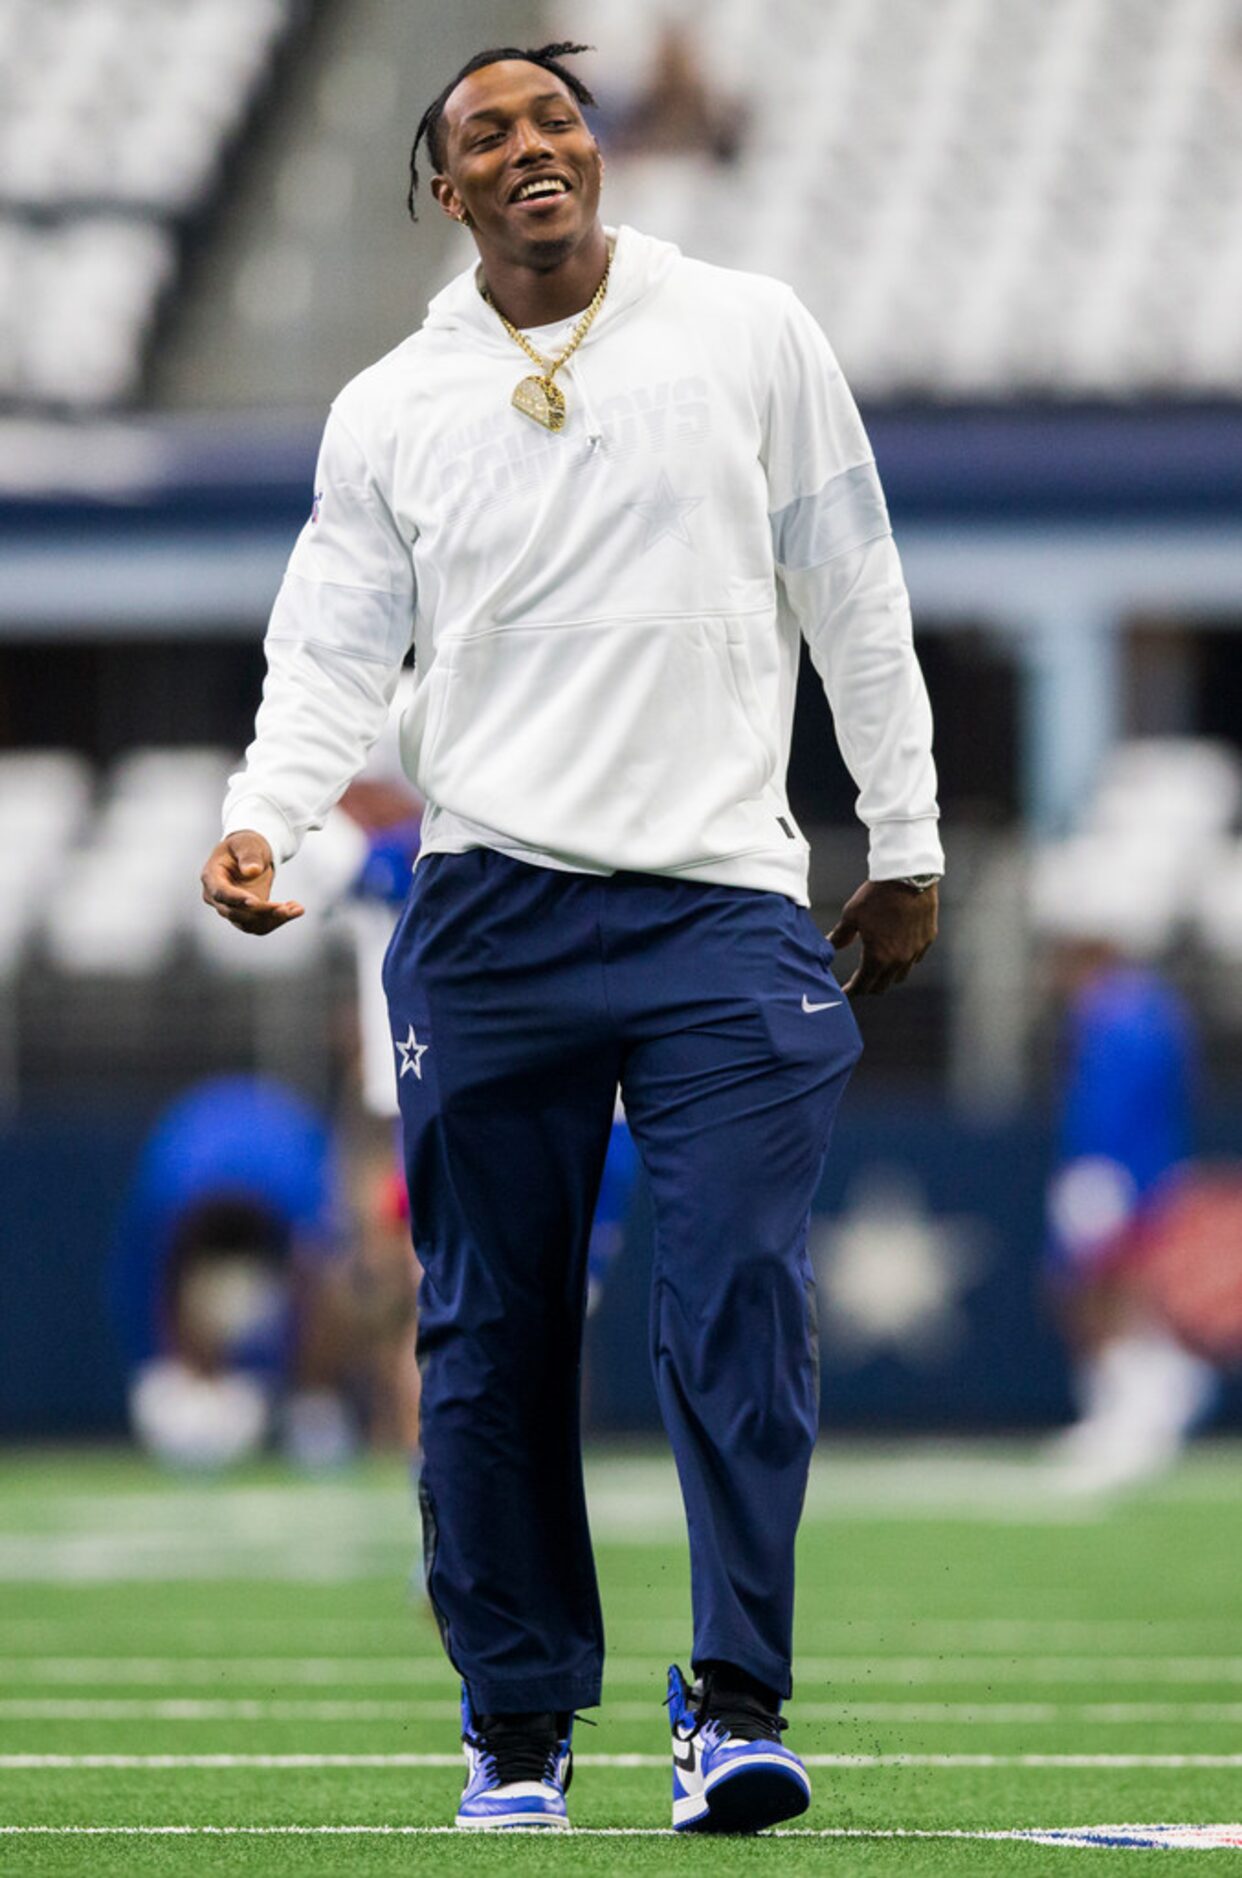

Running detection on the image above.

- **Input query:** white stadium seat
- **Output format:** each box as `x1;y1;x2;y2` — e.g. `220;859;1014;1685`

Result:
554;0;1242;398
1028;739;1242;962
0;752;93;973
0;0;295;406
4;0;1240;403
4;744;333;979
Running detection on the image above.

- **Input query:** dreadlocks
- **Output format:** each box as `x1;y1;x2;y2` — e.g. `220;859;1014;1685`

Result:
407;42;596;221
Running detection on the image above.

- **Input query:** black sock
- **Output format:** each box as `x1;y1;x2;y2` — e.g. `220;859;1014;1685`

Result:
475;1710;557;1733
692;1659;781;1711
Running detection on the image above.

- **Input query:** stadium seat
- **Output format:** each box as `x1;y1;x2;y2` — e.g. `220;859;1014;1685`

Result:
557;0;1242;397
7;0;1242;404
1193;840;1242;963
36;746;238;976
1028;738;1242;959
0;0;295;407
0;751;92;973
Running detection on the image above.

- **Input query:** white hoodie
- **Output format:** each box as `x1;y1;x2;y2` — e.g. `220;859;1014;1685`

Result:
224;225;942;904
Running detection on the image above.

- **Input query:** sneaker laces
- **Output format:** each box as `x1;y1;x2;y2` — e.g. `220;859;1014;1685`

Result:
471;1713;561;1786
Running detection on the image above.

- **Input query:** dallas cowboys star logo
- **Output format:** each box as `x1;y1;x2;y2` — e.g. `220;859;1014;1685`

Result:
394;1023;429;1080
810;1168;988;1366
625;471;703;552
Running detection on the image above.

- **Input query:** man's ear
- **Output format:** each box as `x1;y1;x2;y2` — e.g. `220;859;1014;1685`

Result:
430;174;466;223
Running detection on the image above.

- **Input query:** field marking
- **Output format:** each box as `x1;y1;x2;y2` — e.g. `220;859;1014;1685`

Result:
7;1752;1242;1771
0;1457;1110;1590
10;1696;1242;1724
0;1505;1099;1577
11;1653;1242;1688
0;1701;449;1721
2;1825;1242;1845
0;1455;1114;1537
0;1658;446;1687
11;1615;1241;1650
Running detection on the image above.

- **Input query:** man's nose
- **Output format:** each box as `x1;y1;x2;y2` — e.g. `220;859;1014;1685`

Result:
512;119;553;161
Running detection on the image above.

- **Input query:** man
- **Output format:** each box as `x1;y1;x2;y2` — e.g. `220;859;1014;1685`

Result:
107;1074;350;1469
201;42;942;1834
1043;929;1214;1493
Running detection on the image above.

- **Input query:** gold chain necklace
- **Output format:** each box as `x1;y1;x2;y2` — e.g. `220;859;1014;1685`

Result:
484;262;610;432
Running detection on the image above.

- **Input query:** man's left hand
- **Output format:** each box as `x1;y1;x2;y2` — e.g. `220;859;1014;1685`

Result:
828;879;938;998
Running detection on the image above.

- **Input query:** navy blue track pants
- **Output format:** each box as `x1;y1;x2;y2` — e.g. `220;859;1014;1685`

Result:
385;851;861;1715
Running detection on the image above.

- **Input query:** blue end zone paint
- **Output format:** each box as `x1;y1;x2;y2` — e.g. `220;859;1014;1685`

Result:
1021;1826;1242;1849
1038;1831;1174;1847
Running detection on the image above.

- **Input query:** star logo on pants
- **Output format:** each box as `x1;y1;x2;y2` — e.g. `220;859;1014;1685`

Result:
395;1024;429;1080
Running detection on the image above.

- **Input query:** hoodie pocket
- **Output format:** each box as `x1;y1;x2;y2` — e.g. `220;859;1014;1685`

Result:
410;611;791;870
719;616;776;776
402;643;455;788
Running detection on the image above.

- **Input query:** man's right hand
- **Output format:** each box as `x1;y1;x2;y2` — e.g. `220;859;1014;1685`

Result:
200;831;305;936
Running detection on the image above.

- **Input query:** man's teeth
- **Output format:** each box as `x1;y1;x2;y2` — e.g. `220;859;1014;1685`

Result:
514;179;568;201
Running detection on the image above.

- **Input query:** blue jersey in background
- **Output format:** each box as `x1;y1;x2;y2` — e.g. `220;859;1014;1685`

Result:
1049;964;1196;1273
108;1075;339;1369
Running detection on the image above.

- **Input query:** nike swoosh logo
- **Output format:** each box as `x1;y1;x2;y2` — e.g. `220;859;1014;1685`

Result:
802;994;843;1013
672;1736;697;1773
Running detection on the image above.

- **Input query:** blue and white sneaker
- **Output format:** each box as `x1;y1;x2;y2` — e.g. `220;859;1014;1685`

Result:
455;1687;573;1830
667;1663;811;1834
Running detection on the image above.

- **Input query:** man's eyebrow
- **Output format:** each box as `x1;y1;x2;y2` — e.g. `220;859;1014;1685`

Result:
459;93;575;127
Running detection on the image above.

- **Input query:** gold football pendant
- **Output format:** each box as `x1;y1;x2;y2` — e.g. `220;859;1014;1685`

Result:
512;375;567;431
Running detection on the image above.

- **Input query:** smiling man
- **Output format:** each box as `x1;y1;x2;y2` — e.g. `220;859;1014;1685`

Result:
201;42;943;1835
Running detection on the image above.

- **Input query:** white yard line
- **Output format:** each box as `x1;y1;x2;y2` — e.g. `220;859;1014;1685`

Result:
9;1654;1242;1687
10;1615;1239;1649
0;1455;1115;1590
0;1701;444;1721
606;1617;1242;1649
8;1696;1242;1722
1;1824;1241;1844
605;1656;1242;1688
6;1752;1242;1770
0;1658;444;1686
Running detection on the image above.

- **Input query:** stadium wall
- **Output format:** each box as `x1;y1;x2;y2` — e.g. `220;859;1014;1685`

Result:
4;403;1242;835
6;1097;1242;1439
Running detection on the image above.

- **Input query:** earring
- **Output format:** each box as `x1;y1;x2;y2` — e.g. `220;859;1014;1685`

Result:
456;210;472;227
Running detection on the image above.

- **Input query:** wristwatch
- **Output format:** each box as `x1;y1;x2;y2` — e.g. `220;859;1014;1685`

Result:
897;874;941;892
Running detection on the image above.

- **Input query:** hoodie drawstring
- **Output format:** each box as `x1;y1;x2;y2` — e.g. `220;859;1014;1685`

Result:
566;356;605;453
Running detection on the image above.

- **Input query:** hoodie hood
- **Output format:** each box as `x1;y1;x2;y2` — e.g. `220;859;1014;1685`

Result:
423;224;681;354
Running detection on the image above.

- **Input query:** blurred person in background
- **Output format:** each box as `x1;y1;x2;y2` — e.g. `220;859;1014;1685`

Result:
109;1072;417;1470
335;670;425;1124
332;674;427;1459
607;23;745;165
109;1074;353;1469
200;41;941;1834
1043;929;1217;1492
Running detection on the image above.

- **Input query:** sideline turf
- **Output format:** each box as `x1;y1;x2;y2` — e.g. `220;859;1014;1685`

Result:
2;1444;1242;1874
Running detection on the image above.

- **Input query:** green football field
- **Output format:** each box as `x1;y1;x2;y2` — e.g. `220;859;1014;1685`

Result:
3;1444;1242;1875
